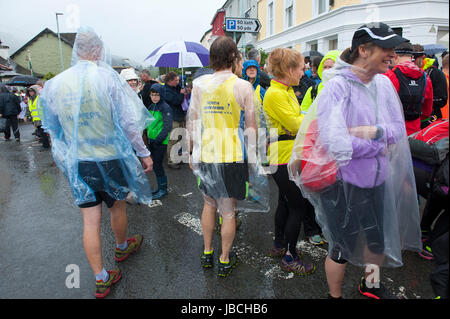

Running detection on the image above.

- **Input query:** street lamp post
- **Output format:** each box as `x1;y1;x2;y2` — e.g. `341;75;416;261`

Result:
56;12;64;72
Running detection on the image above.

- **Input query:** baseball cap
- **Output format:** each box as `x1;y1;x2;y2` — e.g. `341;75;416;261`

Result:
351;22;409;52
394;42;414;55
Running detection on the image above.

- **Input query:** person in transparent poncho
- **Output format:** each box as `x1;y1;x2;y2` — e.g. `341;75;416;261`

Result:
187;36;269;277
39;27;153;298
288;23;422;299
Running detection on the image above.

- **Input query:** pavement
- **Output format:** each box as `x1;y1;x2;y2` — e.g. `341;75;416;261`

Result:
0;122;437;299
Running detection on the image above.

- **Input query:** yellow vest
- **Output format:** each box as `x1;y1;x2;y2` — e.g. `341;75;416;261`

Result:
200;76;244;163
55;64;117;159
28;96;40;122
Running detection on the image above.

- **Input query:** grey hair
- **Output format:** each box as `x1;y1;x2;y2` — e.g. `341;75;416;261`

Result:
74;29;104;60
247;48;261;61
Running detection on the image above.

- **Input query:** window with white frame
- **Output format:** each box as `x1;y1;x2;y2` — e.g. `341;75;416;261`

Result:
313;0;329;17
318;0;328;14
309;42;318;52
329;38;338;50
268;1;274;36
285;0;294;29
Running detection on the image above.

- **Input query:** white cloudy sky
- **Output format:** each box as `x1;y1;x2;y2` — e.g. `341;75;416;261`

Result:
0;0;225;64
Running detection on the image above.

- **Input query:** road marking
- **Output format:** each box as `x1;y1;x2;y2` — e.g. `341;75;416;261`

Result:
181;192;193;197
147;199;163;208
174;212;202;236
296;240;328;260
397;286;407;299
173;212;327;280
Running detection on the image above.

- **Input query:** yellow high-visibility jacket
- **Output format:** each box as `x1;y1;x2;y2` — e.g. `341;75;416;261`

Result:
263;79;303;165
28;96;40;122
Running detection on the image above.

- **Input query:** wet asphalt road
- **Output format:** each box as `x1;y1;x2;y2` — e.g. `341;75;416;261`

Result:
0;122;436;299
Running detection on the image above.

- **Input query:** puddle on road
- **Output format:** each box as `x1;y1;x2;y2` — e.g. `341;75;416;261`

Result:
0;167;12;207
39;173;57;197
25;147;37;172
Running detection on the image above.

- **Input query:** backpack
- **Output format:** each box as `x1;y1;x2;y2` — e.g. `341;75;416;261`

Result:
393;67;427;121
432;153;449;197
300;119;337;192
409;119;449;165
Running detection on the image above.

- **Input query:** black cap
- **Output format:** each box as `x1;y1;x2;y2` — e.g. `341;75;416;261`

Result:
395;42;414;55
351;22;409;52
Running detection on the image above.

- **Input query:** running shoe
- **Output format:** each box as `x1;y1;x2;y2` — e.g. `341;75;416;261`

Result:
269;243;287;258
280;256;315;276
309;234;326;246
418;244;434;260
358;277;397;299
95;268;122;299
201;250;214;269
218;252;238;277
114;234;143;262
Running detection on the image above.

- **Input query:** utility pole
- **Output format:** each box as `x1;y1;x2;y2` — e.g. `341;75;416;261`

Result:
56;12;65;72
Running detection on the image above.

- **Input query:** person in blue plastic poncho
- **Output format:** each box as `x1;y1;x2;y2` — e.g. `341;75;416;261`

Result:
40;27;154;298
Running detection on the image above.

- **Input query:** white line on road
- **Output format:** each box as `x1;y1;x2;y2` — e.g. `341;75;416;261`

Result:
147;199;163;208
173;212;327;281
174;212;203;236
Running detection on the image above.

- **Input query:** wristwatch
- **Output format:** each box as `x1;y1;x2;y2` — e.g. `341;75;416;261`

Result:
373;125;383;140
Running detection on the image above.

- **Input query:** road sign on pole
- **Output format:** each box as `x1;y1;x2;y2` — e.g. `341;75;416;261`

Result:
225;17;261;33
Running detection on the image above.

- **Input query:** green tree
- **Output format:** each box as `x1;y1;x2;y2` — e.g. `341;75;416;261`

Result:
259;49;269;67
43;72;56;81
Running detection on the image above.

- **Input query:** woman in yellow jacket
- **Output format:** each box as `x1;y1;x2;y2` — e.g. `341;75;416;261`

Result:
263;48;316;275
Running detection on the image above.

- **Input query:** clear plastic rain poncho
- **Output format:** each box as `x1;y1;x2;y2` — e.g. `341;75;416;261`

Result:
288;57;422;267
40;27;154;206
187;71;270;216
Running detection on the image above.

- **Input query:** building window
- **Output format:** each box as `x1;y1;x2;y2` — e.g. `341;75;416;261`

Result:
285;0;294;29
329;38;338;50
313;0;330;16
310;42;318;52
318;0;328;14
268;1;274;36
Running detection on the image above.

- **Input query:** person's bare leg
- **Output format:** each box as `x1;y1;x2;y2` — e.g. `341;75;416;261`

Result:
201;196;217;253
219;198;236;263
109;200;127;245
81;204;103;275
364;250;385;286
325;256;347;298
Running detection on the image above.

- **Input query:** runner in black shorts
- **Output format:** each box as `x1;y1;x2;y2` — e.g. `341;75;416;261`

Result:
197;162;249;201
77;159;130;208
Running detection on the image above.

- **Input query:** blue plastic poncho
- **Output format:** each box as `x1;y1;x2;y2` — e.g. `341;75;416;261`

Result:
40;27;154;206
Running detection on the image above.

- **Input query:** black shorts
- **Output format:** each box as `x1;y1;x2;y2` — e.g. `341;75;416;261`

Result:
320;180;385;264
197;162;249;200
77;160;129;208
78;191;117;209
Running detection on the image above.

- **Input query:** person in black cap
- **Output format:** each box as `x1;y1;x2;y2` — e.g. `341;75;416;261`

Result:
314;22;422;300
413;44;448;120
385;41;433;135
